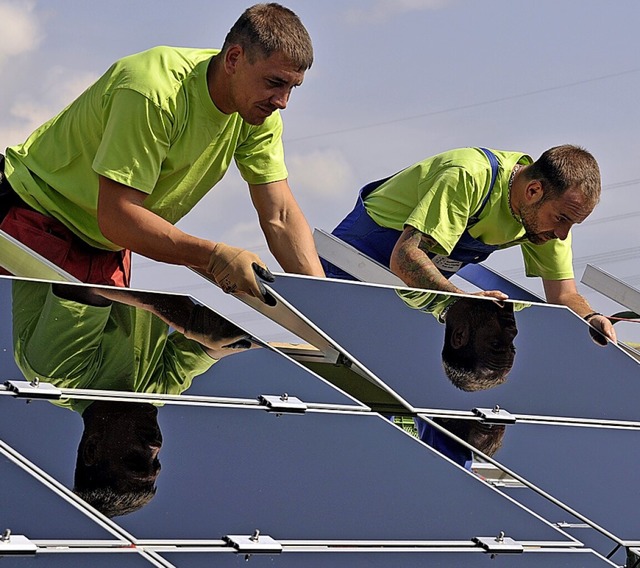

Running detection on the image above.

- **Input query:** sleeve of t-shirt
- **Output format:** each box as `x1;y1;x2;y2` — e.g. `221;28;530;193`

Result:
520;232;575;280
93;88;171;193
234;111;288;185
405;167;480;255
156;332;217;395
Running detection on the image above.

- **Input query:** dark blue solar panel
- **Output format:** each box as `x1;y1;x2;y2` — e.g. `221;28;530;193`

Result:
159;549;616;567
486;422;640;544
0;277;359;407
0;448;121;541
267;275;639;421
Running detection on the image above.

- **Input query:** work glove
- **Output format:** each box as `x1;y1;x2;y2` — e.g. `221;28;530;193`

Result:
207;242;275;305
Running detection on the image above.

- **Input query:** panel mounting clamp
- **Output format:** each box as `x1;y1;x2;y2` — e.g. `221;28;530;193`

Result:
0;529;37;556
473;531;523;553
259;393;307;413
472;405;516;424
4;378;62;400
224;530;283;554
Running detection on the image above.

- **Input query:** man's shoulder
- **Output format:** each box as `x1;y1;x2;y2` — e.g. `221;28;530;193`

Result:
432;147;531;167
106;46;218;100
117;46;219;68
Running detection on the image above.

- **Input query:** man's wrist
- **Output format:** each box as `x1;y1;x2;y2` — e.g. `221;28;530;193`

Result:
583;311;602;322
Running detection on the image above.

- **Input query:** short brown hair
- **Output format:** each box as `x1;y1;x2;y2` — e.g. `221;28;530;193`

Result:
222;3;313;71
526;145;601;206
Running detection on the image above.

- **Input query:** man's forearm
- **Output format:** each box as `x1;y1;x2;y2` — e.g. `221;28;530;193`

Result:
250;179;325;277
553;292;592;317
543;277;617;343
262;211;325;277
543;278;592;317
98;177;215;270
390;227;461;293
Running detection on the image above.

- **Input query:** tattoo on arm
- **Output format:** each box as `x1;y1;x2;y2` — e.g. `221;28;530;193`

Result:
394;228;458;292
416;231;439;254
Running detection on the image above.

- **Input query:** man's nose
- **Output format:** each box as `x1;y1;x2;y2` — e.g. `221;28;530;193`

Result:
271;88;289;110
555;226;570;240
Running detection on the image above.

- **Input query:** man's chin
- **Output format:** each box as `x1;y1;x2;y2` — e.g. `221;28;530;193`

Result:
527;233;553;245
241;108;271;126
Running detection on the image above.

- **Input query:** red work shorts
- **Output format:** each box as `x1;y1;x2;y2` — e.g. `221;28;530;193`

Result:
0;206;131;287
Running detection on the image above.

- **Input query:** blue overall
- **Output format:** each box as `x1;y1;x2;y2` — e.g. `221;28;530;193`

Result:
322;148;502;281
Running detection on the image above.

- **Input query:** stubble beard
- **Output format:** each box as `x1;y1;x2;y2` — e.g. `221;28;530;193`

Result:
520;202;555;245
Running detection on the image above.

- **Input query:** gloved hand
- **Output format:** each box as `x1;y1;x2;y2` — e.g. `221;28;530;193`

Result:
207;242;275;304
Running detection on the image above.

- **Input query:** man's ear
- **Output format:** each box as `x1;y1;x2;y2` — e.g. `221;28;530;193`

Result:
81;433;101;466
450;321;470;349
224;45;243;74
524;179;545;204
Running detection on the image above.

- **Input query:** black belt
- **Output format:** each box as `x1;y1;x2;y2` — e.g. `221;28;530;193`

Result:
0;153;29;222
0;153;7;190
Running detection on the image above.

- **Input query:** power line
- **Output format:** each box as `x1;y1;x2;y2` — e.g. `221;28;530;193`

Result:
287;68;640;142
585;210;640;227
604;178;640;191
499;247;640;279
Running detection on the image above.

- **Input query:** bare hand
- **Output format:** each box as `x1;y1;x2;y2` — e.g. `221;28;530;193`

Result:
471;290;509;301
588;314;618;345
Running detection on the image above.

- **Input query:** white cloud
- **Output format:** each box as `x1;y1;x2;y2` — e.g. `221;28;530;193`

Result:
345;0;454;24
287;148;357;200
0;1;42;64
0;68;98;147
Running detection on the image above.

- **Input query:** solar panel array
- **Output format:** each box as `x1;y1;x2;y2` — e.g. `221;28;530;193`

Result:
1;270;638;567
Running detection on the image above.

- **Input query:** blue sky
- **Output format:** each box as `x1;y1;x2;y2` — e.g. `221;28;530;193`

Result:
1;0;639;342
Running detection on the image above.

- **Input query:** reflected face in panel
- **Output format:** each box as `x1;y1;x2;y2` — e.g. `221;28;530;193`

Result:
75;402;162;518
443;299;518;392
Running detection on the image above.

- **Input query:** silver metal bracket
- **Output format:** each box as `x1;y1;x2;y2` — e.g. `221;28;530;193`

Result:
259;394;307;413
224;531;283;554
472;405;516;424
4;379;61;400
0;530;37;556
473;532;523;553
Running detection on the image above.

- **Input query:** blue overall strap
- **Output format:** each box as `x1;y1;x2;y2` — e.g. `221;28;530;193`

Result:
469;147;500;224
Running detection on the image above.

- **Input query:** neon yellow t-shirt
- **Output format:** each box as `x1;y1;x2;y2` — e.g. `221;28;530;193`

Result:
5;46;288;250
364;148;574;280
396;288;531;321
12;281;215;414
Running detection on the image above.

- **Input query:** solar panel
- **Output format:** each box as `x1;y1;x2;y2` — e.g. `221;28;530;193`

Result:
475;421;640;544
0;445;124;542
0;395;572;544
158;549;617;567
266;274;638;422
1;266;638;565
1;277;360;408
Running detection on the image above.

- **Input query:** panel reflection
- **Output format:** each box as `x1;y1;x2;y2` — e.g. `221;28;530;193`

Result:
268;275;638;420
413;417;506;470
396;290;520;391
10;279;253;518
